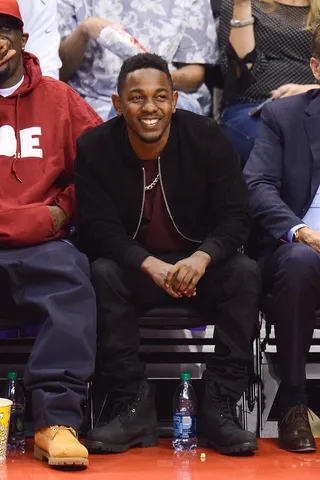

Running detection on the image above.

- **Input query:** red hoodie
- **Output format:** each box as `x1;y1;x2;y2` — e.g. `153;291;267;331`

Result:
0;53;102;247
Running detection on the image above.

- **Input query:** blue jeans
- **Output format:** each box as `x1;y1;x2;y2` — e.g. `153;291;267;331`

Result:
220;103;262;168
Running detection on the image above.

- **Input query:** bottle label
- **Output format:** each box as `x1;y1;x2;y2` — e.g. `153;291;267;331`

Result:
173;414;196;439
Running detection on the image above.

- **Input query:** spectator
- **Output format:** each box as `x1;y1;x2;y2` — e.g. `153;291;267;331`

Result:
218;0;320;167
57;0;219;120
0;0;102;469
244;24;320;453
18;0;61;78
75;53;261;456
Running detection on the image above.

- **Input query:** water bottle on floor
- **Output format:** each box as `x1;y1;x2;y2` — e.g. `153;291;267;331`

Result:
172;373;197;451
3;372;25;454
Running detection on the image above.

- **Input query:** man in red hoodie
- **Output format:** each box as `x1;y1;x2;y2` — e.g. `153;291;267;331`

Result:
0;0;102;470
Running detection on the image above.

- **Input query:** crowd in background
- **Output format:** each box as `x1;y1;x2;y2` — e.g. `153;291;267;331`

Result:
21;0;320;164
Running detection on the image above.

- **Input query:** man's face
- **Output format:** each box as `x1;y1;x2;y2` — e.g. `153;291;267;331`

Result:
113;68;178;144
0;14;28;85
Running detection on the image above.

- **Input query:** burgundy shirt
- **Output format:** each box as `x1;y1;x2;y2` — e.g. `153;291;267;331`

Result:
137;160;194;253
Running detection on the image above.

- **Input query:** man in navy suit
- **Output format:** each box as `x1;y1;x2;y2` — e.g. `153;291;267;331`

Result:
244;24;320;453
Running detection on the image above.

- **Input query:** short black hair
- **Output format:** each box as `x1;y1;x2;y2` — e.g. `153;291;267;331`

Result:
312;23;320;59
117;53;173;94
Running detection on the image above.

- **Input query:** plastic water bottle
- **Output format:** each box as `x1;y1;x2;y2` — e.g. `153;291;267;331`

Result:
172;373;197;451
3;372;25;454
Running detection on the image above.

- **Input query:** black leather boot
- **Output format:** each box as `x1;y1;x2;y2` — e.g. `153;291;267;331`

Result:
278;404;316;452
85;382;158;453
198;383;258;455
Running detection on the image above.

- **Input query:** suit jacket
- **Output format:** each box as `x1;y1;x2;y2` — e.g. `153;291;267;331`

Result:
244;89;320;258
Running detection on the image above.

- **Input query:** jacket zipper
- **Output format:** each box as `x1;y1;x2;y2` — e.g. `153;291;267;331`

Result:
158;157;201;244
133;167;146;239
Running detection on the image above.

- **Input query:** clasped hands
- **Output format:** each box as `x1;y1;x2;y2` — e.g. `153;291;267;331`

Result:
141;251;211;299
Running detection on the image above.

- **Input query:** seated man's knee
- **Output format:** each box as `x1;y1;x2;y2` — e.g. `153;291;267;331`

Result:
278;244;320;278
40;241;91;278
91;258;122;287
230;254;262;292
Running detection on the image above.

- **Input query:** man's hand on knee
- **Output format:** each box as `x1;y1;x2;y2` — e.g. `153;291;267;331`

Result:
141;256;182;299
166;251;211;297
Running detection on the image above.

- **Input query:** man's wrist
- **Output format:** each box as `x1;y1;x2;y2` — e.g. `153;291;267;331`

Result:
294;226;313;244
141;256;157;274
192;250;212;268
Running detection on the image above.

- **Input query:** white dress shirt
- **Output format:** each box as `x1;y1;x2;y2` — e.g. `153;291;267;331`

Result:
18;0;62;79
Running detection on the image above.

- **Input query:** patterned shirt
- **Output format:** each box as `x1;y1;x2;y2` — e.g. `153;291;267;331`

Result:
57;0;219;119
219;0;318;105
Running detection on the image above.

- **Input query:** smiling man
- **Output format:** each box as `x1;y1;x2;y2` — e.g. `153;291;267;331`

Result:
76;53;261;456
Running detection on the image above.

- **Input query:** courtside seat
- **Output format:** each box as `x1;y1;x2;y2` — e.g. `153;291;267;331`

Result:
0;305;258;435
92;305;258;434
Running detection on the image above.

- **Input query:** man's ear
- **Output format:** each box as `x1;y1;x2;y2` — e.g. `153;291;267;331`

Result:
112;93;123;116
310;57;320;82
21;33;29;50
172;90;178;113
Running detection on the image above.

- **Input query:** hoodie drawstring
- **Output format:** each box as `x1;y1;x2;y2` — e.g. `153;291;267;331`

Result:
11;94;22;183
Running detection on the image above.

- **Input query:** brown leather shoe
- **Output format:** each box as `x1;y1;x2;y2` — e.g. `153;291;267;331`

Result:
278;404;316;453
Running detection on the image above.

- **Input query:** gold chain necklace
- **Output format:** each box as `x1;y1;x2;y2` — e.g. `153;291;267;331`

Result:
144;156;160;191
145;173;160;191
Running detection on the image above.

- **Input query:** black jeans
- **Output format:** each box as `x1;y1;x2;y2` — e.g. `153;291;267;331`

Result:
262;243;320;387
91;252;261;401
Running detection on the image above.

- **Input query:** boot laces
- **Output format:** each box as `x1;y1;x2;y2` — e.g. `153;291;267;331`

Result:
214;396;237;421
208;385;239;425
279;404;311;427
50;426;77;437
115;386;144;422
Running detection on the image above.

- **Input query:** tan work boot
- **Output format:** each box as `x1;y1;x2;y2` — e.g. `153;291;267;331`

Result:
34;426;89;468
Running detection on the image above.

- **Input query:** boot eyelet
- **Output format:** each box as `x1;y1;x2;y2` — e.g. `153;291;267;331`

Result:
131;408;136;413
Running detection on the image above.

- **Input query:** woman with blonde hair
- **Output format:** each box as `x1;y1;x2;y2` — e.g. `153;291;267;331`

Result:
218;0;320;166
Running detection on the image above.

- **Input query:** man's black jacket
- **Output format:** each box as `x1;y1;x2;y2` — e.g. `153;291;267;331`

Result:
75;109;250;269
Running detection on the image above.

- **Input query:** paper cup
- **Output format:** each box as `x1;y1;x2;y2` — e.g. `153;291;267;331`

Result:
0;460;7;480
0;400;12;460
